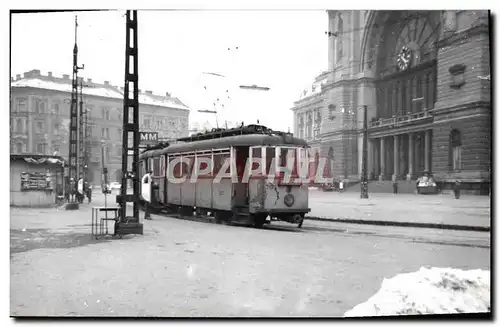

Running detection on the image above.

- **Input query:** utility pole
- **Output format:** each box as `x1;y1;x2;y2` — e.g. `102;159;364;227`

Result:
66;15;84;209
78;78;85;181
116;10;143;236
360;105;369;199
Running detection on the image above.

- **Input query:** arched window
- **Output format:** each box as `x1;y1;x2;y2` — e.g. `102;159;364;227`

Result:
375;12;439;119
39;101;45;113
306;112;313;139
298;114;304;139
450;129;462;171
336;14;343;62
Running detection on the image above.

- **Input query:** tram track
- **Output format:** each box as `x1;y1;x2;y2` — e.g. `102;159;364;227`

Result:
141;204;490;249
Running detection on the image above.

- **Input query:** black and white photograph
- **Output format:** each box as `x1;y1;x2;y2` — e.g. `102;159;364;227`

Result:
7;3;492;319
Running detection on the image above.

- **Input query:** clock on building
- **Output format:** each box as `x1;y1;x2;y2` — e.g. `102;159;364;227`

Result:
397;46;412;71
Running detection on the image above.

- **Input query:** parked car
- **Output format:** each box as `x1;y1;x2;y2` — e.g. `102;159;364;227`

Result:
108;182;121;191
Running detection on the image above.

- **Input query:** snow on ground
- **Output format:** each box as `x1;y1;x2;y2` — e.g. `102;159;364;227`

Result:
344;267;490;316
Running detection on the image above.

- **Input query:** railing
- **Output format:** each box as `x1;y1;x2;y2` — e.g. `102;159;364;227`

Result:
369;110;432;129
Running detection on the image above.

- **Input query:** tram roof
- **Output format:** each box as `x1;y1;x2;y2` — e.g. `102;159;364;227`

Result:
139;134;308;159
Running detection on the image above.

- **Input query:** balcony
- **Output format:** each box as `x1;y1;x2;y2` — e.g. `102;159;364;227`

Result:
10;131;28;140
369;110;433;129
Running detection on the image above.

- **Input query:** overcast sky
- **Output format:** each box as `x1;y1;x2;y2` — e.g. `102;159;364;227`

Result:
11;10;327;132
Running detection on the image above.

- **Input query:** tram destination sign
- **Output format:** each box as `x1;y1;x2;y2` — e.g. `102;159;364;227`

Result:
139;131;159;146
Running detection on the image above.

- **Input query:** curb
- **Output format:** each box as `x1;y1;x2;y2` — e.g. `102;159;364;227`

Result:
304;216;490;232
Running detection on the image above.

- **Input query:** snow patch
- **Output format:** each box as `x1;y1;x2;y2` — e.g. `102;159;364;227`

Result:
344;267;490;316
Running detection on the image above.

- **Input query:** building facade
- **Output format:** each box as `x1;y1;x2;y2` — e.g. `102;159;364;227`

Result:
10;69;190;186
291;10;491;192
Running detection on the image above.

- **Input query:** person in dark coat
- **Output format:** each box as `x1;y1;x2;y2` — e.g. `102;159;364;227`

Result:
86;183;92;204
453;179;461;199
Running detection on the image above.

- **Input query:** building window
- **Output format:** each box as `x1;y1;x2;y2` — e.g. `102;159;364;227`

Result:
35;99;46;114
36;143;46;154
314;110;322;138
102;108;110;120
53;102;60;115
86;105;94;118
156;120;163;130
328;104;336;120
450;129;462;172
306;112;313;139
17;98;27;112
101;127;109;139
143;116;151;129
36;121;45;133
54;122;60;133
336;13;343;62
298;114;304;139
16;143;23;154
16;119;23;133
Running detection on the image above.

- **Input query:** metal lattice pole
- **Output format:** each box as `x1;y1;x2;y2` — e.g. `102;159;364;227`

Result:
67;16;83;206
116;10;143;235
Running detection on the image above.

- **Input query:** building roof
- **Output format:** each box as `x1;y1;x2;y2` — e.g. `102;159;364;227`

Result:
296;71;329;101
11;69;189;111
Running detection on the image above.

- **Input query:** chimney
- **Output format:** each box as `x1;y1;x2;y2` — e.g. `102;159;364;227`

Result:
16;74;21;80
32;69;41;76
48;72;53;77
104;81;110;85
145;90;153;95
87;78;92;83
165;92;171;97
63;74;70;79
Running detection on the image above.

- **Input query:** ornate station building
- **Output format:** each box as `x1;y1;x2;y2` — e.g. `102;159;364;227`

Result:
291;10;490;193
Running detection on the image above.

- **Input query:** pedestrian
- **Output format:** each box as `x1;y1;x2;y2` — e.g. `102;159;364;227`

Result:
393;180;398;194
143;170;153;220
453;179;461;199
87;184;92;204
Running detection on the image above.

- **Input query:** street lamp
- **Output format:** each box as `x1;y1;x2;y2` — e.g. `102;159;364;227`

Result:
360;105;369;199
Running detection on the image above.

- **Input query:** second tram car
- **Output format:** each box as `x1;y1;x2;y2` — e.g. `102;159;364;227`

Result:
138;125;311;228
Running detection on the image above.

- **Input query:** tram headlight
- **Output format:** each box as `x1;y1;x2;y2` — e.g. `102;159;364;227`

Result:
284;193;295;207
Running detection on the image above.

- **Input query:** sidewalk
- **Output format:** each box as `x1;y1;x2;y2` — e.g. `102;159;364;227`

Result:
306;190;491;232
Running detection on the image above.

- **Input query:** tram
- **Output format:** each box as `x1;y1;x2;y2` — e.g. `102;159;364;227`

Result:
138;124;311;228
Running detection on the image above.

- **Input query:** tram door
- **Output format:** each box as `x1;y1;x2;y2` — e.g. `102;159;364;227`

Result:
232;146;249;208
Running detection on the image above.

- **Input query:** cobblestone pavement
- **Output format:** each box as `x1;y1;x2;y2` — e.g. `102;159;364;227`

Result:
10;200;490;317
307;190;491;228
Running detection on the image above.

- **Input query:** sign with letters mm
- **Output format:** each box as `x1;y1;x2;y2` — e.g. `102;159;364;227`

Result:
140;132;159;146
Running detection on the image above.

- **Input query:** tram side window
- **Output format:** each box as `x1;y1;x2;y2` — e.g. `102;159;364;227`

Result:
182;156;195;178
197;154;212;177
213;152;230;176
280;148;298;176
153;157;160;176
160;156;166;177
266;147;276;176
251;147;262;171
170;156;181;178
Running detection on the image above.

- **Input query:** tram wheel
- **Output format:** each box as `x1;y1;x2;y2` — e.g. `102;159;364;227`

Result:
253;214;267;228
